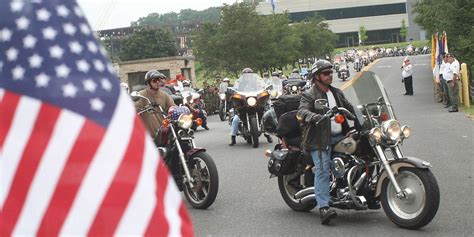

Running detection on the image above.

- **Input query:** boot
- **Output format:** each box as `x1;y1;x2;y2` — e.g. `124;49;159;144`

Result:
319;207;337;225
264;134;273;143
229;136;236;146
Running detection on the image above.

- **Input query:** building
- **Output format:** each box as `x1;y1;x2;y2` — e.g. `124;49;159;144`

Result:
256;0;425;47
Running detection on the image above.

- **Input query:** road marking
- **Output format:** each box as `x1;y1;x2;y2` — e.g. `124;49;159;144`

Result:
376;65;392;68
340;59;380;91
414;64;427;66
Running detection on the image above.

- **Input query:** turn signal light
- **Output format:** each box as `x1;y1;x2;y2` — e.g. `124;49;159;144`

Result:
335;114;345;124
259;91;269;98
233;94;242;100
196;118;203;126
162;119;170;127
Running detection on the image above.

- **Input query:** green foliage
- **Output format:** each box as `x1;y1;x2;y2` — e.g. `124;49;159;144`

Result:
119;28;178;61
400;19;408;41
193;3;336;76
358;26;368;45
413;0;474;71
131;7;221;26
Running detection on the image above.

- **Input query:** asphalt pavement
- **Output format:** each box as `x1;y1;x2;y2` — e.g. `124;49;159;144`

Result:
187;55;474;236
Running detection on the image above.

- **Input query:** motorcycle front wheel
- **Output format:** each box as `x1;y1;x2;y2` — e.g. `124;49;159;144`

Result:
183;151;219;209
381;167;440;229
278;174;316;212
249;117;259;148
219;101;226;121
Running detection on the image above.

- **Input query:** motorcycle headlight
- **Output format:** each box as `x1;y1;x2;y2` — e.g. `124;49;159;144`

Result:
401;125;412;139
292;86;298;92
369;127;382;143
247;97;257;107
219;94;226;100
270;90;278;98
178;114;193;129
382;119;401;141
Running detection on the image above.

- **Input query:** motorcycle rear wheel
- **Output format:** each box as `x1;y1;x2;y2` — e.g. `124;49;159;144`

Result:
249;117;259;148
183;151;219;209
381;167;439;229
278;174;316;212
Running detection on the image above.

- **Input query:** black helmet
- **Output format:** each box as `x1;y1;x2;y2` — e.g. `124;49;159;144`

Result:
144;70;166;83
309;60;333;78
242;68;253;74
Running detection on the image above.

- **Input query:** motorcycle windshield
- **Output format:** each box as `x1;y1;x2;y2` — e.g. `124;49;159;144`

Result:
219;82;229;93
235;73;265;93
343;71;397;130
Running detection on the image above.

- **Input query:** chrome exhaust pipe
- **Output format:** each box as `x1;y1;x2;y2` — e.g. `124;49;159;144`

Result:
294;187;314;199
299;194;315;204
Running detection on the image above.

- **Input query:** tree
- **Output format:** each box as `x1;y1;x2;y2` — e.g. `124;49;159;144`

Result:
413;0;474;72
131;7;221;26
400;19;408;42
294;16;337;62
358;25;368;45
119;28;178;61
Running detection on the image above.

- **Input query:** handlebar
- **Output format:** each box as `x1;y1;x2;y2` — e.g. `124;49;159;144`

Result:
315;106;356;125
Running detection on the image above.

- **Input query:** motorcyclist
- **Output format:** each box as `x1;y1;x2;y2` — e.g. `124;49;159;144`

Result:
134;70;176;144
297;60;357;225
183;80;209;130
229;68;272;146
289;69;302;79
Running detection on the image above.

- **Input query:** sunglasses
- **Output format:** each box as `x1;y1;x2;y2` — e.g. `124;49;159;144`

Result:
320;70;333;76
151;77;165;83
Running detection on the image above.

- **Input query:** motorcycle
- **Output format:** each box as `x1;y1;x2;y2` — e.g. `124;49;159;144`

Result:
230;73;271;148
181;87;208;130
266;71;440;229
338;63;350;81
218;84;232;122
131;91;219;209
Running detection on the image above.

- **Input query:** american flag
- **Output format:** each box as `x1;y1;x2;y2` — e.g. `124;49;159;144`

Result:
0;0;194;236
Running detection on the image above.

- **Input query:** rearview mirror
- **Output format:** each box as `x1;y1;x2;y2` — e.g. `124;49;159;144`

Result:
130;91;139;97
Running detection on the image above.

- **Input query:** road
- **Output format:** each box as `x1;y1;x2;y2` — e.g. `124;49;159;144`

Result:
187;55;474;236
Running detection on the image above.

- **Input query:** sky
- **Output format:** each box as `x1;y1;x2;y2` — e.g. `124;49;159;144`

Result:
77;0;239;31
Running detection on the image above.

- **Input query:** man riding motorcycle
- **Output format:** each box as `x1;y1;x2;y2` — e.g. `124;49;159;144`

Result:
297;60;358;225
229;68;273;146
182;80;209;130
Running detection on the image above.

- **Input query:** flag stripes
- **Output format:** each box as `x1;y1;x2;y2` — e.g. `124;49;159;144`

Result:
0;91;21;148
2;102;61;236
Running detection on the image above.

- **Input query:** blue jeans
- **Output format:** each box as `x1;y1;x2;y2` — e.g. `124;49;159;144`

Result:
230;115;240;136
310;134;344;208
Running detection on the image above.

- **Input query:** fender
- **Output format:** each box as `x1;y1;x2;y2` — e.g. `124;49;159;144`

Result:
374;157;432;197
186;147;206;158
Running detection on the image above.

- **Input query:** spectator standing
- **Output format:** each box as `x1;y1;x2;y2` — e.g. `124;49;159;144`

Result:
444;53;460;112
401;57;414;95
439;53;449;105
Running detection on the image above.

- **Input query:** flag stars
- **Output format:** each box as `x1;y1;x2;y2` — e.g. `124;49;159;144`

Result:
90;98;105;112
63;83;78;97
76;60;90;73
29;54;43;68
69;41;83;54
6;47;19;61
36;8;51;21
42;27;57;40
23;35;37;48
56;5;69;17
74;6;84;17
0;28;13;42
10;1;24;12
87;41;98;53
83;79;97;92
55;64;70;78
35;73;50;87
12;66;25;80
16;17;29;30
101;79;112;91
49;45;64;59
80;23;91;35
94;60;105;72
63;23;76;35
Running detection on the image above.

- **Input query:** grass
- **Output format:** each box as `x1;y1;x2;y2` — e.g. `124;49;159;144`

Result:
464;104;474;115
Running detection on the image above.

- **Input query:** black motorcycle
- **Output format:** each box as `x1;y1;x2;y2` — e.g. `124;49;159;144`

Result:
132;91;219;209
230;73;270;148
218;85;232;122
338;63;350;81
266;71;439;229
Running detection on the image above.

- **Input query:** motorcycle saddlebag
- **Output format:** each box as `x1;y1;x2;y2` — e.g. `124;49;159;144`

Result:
268;149;300;176
273;94;301;119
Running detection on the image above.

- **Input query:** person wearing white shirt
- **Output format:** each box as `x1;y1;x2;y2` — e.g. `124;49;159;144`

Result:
439;54;450;105
445;53;460;112
401;57;414;95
